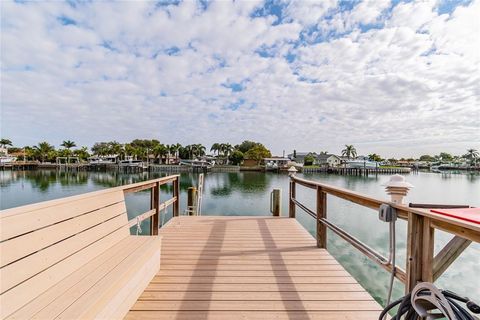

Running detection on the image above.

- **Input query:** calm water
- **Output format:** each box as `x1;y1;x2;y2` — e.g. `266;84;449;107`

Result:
1;169;479;306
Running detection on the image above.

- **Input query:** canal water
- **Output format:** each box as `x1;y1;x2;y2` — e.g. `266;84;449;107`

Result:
1;169;479;306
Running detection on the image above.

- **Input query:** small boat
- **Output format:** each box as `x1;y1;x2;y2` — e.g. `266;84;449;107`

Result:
119;156;144;168
88;156;118;165
180;160;212;169
346;159;378;169
0;156;17;164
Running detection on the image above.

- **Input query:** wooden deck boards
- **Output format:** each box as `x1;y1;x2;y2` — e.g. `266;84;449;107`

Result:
126;216;383;319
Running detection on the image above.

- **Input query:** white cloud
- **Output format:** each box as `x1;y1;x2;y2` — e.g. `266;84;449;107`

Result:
1;0;479;158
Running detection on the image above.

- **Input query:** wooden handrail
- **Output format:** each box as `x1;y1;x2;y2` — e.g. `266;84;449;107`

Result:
289;175;479;293
122;175;180;235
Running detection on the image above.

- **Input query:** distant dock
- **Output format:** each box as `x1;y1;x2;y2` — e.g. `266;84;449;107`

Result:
302;166;413;175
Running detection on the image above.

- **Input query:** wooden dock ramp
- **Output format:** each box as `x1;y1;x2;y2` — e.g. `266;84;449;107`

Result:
126;216;383;319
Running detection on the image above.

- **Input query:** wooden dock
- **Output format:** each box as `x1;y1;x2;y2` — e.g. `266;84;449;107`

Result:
126;216;383;320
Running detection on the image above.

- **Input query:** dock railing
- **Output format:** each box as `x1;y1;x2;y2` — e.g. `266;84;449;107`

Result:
289;175;480;293
122;175;180;235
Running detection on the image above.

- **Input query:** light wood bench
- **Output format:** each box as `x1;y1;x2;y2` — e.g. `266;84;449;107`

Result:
0;188;161;319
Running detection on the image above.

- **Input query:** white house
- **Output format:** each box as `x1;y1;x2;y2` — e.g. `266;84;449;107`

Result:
316;154;342;167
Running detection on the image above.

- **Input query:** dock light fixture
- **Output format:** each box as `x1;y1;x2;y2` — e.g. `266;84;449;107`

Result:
288;166;298;176
382;174;414;204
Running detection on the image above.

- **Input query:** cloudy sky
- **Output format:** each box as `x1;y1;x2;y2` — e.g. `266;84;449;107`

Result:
1;0;479;157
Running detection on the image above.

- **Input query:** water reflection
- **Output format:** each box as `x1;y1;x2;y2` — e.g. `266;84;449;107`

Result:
1;169;479;305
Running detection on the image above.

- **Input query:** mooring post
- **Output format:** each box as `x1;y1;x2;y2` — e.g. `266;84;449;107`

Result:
270;189;281;217
316;186;327;248
187;187;197;216
173;176;179;217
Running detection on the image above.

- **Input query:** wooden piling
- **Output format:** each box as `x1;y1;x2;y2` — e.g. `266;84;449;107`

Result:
270;189;281;217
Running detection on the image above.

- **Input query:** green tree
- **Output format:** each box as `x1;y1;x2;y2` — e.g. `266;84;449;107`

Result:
229;150;244;165
210;143;221;155
153;144;168;163
341;145;357;159
220;143;233;164
60;140;76;156
236;140;258;153
192;144;206;158
108;141;123;156
0;138;13;149
465;148;479;166
438;152;453;163
304;154;316;166
245;145;272;164
91;142;110;156
61;140;76;150
368;153;382;162
34;142;55;162
419;155;435;162
73;147;90;160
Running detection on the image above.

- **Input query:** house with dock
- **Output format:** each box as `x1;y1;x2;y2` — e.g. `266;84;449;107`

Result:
316;154;342;167
287;151;318;164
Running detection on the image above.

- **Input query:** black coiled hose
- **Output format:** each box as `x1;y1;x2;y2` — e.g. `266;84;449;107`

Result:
379;282;480;320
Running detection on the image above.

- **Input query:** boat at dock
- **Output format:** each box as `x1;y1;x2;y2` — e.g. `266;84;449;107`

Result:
0;156;17;164
179;159;212;169
346;159;378;169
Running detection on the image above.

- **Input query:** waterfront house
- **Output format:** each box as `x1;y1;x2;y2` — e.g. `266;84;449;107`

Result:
316;154;342;167
287;151;318;164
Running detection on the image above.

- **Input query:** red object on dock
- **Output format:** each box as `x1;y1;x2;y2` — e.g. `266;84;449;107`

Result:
431;208;480;224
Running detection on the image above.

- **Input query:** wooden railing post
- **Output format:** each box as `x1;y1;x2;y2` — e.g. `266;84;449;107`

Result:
406;212;435;292
406;212;422;292
289;180;296;218
173;176;180;217
421;217;435;283
150;182;160;235
316;187;327;248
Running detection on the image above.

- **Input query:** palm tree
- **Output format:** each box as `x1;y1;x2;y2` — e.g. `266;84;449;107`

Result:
192;144;206;158
341;145;357;159
153;144;168;164
60;140;76;156
168;143;182;163
108;141;123;156
210;143;221;155
466;148;479;167
0;138;13;149
220;143;233;164
34;141;55;162
61;140;76;150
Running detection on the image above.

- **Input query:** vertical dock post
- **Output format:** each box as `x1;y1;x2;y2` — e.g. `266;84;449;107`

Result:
187;187;197;216
270;189;281;217
316;186;327;248
173;176;180;217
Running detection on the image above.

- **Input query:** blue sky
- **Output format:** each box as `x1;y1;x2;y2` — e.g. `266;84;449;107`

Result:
1;0;479;157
